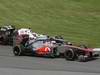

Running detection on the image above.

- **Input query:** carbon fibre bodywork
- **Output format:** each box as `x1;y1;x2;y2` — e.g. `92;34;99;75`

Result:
0;25;15;45
12;31;100;62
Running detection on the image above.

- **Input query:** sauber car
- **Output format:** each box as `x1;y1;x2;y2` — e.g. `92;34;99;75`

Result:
0;25;15;45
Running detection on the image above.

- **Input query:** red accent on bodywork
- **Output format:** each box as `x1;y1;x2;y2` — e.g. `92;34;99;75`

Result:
83;48;94;56
16;35;22;45
65;45;93;56
16;34;29;44
66;45;93;52
36;47;51;55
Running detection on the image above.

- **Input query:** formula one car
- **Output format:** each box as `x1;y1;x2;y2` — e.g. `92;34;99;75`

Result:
12;29;100;62
13;38;58;57
0;25;15;45
13;29;57;57
13;28;46;43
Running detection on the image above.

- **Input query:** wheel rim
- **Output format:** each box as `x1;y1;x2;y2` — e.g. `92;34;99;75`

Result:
66;51;73;58
14;47;20;56
65;49;75;60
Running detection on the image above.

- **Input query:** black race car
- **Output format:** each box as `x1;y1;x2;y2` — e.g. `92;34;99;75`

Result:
0;25;15;45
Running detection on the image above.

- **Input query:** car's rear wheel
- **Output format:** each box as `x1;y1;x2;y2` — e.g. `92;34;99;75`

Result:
13;46;22;56
50;47;59;58
64;48;76;61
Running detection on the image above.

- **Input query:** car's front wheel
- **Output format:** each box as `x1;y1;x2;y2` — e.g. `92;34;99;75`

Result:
49;47;59;58
64;48;76;61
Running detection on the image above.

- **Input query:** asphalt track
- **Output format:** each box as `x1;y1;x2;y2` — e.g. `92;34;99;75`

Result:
0;45;100;75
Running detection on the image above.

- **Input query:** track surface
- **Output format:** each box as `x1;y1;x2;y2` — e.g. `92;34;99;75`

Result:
0;45;100;75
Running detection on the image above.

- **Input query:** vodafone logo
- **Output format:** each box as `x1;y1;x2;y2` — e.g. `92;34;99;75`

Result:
45;47;51;52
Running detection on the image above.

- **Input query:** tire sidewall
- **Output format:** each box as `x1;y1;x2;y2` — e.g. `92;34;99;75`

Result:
64;48;76;61
13;46;22;56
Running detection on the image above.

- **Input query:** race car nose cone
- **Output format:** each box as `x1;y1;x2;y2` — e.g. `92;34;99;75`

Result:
93;48;100;51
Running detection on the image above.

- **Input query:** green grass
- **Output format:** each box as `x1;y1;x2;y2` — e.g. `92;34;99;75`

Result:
0;0;100;47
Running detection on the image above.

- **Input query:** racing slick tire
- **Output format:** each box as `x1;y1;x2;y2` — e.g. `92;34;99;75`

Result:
50;47;60;58
78;55;88;62
64;48;76;61
13;46;23;56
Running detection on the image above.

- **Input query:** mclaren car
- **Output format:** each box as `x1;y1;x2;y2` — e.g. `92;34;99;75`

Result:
12;28;100;62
